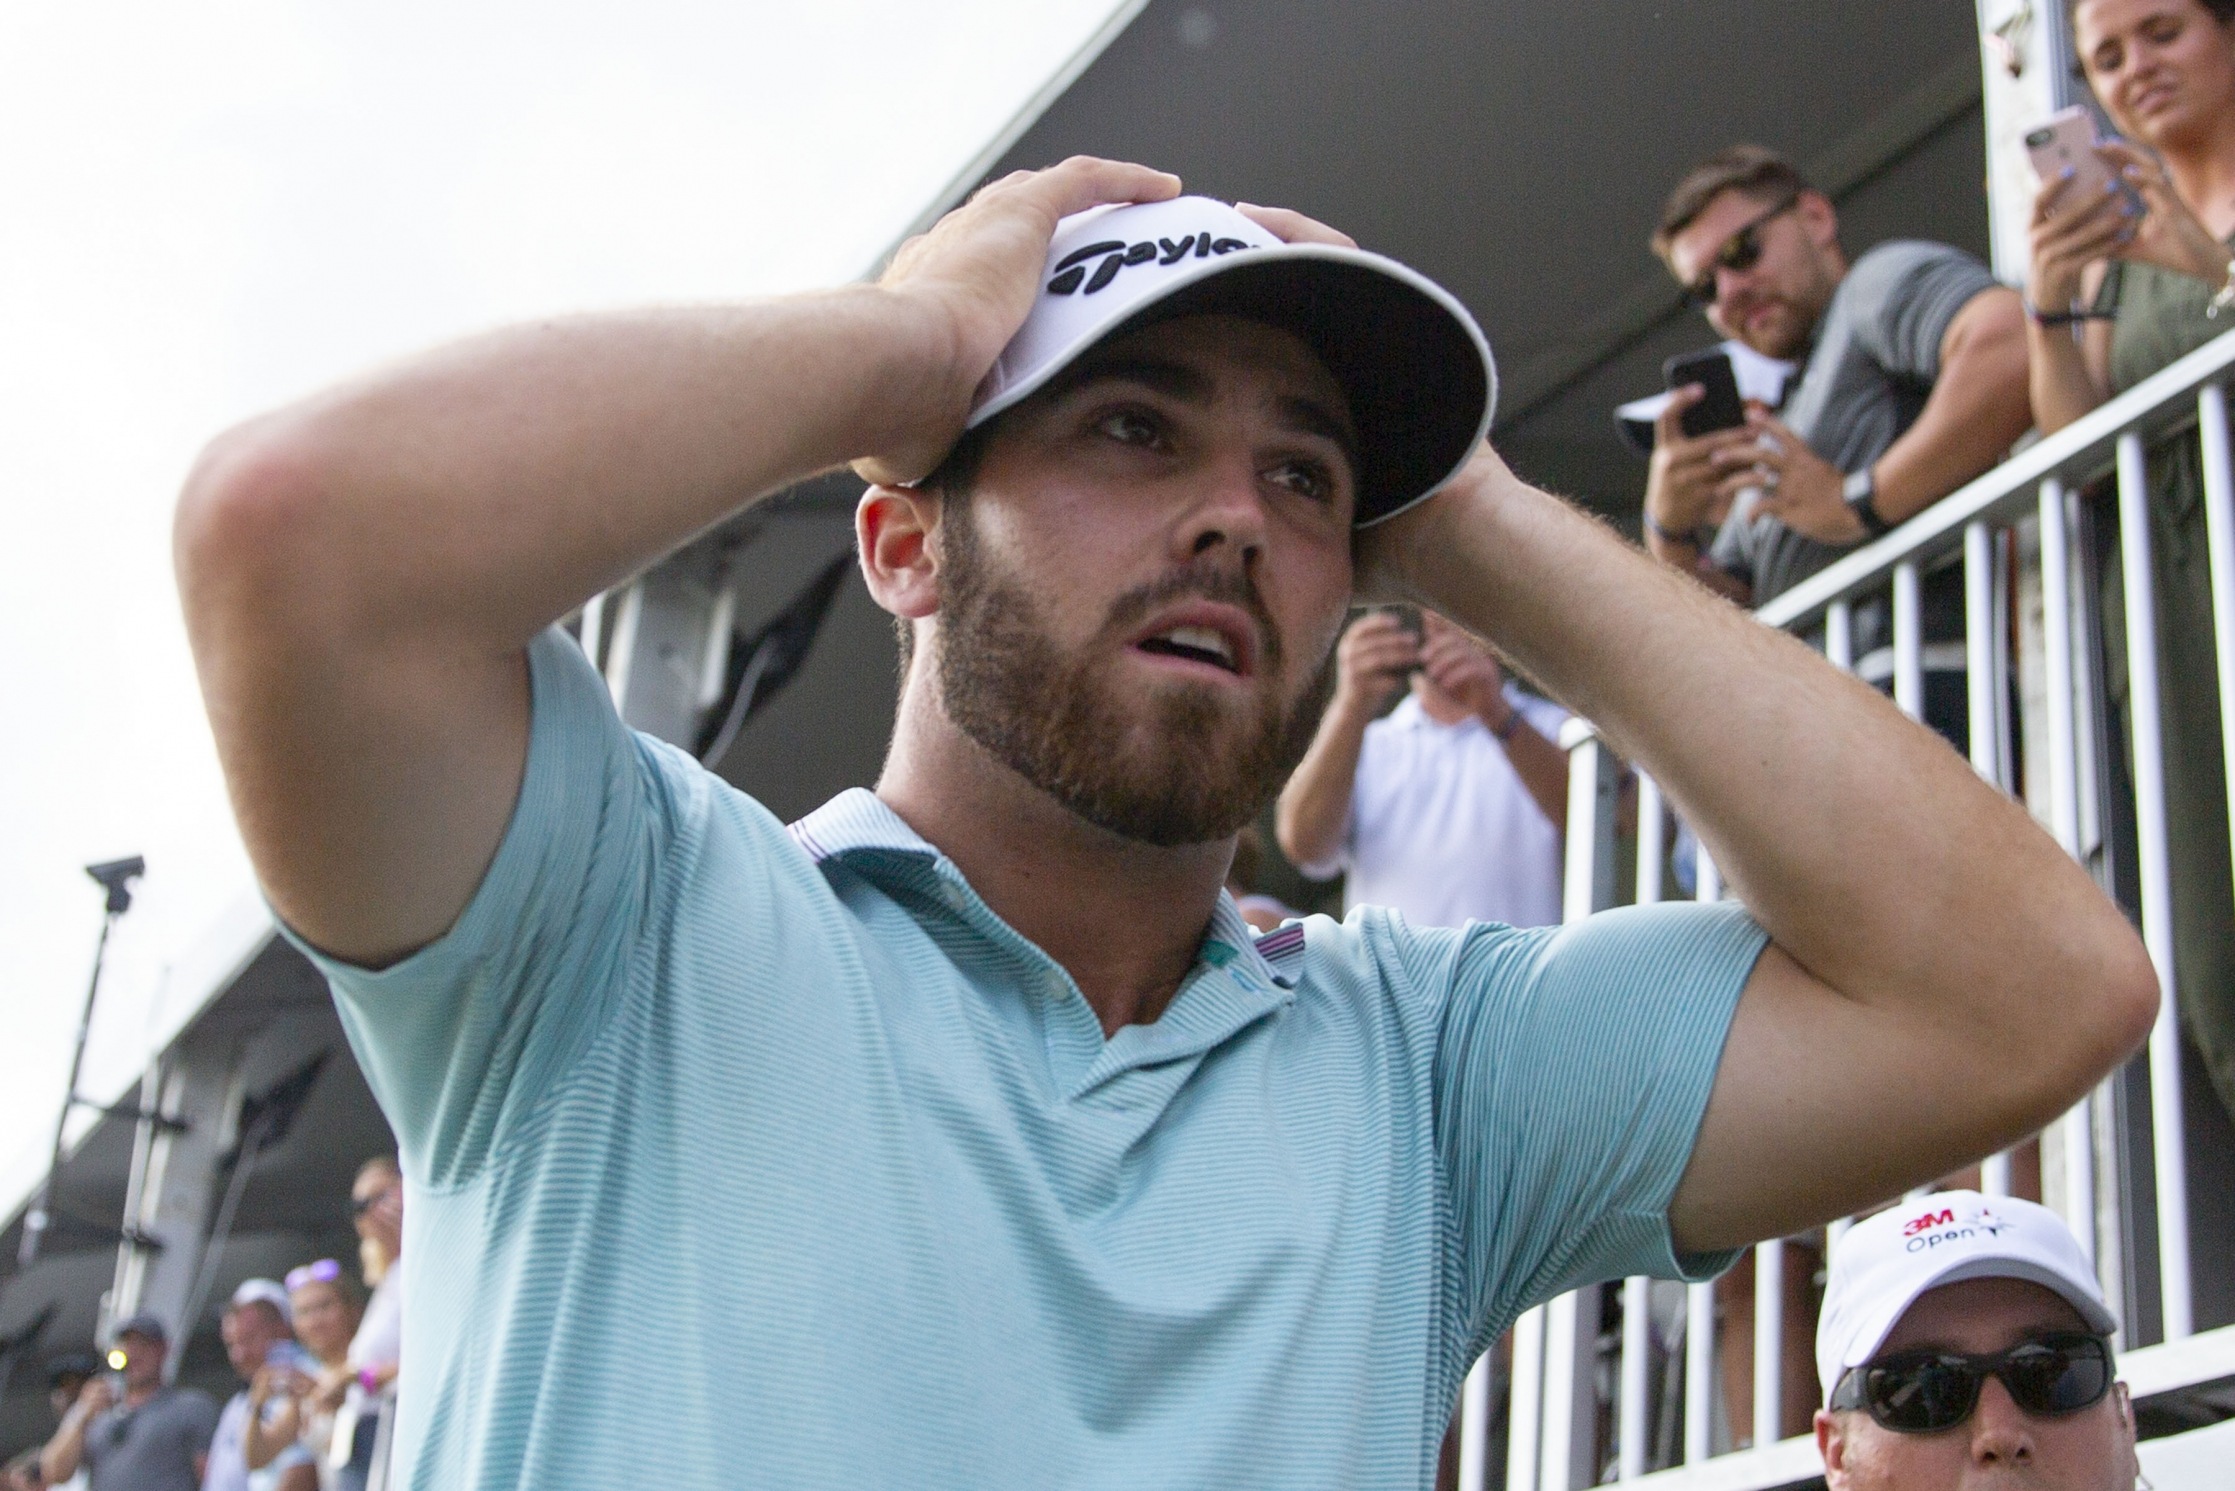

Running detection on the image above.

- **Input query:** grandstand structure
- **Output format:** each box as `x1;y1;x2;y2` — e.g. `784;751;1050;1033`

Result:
2;1;2231;1485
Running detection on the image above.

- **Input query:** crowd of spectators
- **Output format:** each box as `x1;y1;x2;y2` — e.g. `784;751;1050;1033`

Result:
1;1156;403;1491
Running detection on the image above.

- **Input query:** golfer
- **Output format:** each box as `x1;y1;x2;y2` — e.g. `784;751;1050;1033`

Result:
176;158;2154;1489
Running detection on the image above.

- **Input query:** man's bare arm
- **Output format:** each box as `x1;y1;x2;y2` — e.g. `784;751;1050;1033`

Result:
176;159;1180;967
1364;447;2157;1251
1870;286;2033;523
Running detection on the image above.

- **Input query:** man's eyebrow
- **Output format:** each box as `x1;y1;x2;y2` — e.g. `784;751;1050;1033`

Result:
1043;355;1213;405
1277;394;1360;466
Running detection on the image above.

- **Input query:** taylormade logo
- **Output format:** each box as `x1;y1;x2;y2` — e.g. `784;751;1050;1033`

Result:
1047;232;1254;296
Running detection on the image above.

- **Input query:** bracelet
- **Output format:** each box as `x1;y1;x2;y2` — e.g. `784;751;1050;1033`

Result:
2209;255;2235;319
358;1367;380;1394
1641;509;1702;546
1489;709;1523;742
2026;301;2114;327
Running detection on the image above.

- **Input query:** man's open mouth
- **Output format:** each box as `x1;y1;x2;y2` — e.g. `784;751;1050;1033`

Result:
1137;625;1240;673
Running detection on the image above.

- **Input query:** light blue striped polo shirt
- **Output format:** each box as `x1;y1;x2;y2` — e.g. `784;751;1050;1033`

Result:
293;628;1767;1490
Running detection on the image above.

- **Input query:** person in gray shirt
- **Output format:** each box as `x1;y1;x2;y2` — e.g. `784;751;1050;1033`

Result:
41;1315;218;1491
1640;145;2030;744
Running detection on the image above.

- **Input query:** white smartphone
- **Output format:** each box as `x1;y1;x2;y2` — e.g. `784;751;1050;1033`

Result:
2025;106;2120;204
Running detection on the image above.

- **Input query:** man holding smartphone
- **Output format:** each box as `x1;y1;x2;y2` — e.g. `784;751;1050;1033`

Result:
1642;145;2030;739
1275;607;1570;930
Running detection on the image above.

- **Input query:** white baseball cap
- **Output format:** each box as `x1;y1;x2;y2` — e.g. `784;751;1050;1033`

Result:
1816;1191;2115;1406
228;1277;293;1325
958;195;1496;527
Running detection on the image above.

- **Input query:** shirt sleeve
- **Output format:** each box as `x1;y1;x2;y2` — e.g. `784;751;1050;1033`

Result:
1846;241;2000;385
1429;900;1769;1350
279;627;682;1190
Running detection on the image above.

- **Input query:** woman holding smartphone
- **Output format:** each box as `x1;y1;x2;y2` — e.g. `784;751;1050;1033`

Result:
246;1261;364;1491
2026;0;2235;1125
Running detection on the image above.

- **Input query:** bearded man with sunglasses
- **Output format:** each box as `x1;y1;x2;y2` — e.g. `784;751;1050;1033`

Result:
1816;1192;2138;1491
1643;147;2030;740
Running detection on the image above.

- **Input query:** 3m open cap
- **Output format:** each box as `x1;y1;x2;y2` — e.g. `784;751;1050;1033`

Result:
1816;1191;2117;1406
963;196;1496;527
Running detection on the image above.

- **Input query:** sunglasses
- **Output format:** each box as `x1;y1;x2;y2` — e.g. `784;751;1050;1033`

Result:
1680;192;1802;309
1829;1332;2113;1433
285;1259;343;1292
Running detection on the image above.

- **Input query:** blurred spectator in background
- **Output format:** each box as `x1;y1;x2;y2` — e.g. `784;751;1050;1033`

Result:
1643;144;2030;750
204;1280;312;1491
1814;1192;2134;1490
1277;607;1568;930
40;1315;216;1491
336;1158;402;1491
248;1261;364;1491
24;1356;101;1491
2027;0;2235;1126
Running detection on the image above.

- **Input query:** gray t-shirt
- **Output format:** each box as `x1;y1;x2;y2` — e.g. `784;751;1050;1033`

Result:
83;1386;219;1491
1710;239;1998;610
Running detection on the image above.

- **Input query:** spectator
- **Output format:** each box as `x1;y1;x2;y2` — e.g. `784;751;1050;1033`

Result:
39;1315;217;1491
247;1261;364;1491
29;1356;100;1491
1815;1191;2134;1489
203;1280;314;1491
1278;607;1568;930
2026;0;2235;1126
1642;144;2031;748
336;1158;402;1491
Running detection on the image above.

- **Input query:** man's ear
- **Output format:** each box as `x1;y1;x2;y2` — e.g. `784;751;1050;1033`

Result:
1797;189;1840;250
857;484;943;626
1814;1409;1848;1489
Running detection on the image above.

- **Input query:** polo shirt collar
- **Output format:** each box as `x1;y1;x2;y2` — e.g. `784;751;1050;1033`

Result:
788;791;1299;1090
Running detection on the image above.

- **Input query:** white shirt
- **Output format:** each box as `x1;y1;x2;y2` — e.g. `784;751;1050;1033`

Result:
1309;687;1569;930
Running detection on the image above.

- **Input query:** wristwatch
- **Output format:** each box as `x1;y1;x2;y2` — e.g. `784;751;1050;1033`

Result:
1844;466;1893;538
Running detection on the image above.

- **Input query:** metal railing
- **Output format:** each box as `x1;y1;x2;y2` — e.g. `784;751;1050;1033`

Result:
1475;325;2235;1489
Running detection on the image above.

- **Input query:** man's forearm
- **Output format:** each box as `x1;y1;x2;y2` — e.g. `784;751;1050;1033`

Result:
1490;709;1568;831
1871;289;2032;523
181;287;957;655
1369;448;2139;1056
1274;697;1373;871
41;1411;88;1483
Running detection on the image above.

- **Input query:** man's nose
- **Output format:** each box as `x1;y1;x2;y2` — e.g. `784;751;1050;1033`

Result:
1967;1376;2038;1466
1175;448;1271;561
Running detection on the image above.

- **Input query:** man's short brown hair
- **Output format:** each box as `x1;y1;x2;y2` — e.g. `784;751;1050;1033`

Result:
1652;144;1812;261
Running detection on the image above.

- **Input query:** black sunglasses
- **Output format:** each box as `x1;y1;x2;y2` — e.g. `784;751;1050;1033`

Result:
1680;192;1802;309
1830;1332;2113;1434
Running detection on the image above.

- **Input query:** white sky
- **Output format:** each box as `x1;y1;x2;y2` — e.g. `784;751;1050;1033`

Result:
0;0;1134;1210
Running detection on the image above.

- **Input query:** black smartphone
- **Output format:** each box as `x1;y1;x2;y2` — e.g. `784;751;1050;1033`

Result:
1662;348;1746;438
1378;604;1425;676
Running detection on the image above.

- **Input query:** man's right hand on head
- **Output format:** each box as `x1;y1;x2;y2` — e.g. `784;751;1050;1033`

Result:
852;157;1182;489
1644;384;1758;541
1333;610;1419;717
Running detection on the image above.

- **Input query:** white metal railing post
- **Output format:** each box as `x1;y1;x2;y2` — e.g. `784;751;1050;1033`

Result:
1685;1281;1715;1463
1893;560;1925;720
2037;476;2099;1265
2199;383;2235;908
2114;431;2193;1342
1826;599;1853;672
1617;771;1666;1481
1508;1305;1547;1491
1752;1238;1783;1450
1457;1356;1492;1491
1964;519;2015;1198
1620;1275;1650;1480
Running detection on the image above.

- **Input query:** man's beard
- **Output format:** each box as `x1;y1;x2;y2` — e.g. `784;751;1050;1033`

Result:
933;499;1334;846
